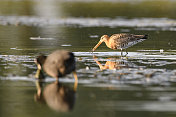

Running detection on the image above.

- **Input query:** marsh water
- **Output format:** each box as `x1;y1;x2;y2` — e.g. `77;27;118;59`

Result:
1;0;176;117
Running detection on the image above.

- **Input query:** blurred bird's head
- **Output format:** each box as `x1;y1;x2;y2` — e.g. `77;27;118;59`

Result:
35;55;47;69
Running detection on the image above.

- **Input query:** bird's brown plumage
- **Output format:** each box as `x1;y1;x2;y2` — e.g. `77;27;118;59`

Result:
35;50;76;79
92;33;148;51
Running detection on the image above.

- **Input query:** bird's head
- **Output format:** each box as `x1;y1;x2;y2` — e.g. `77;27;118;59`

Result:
35;55;47;70
92;35;109;52
100;35;109;42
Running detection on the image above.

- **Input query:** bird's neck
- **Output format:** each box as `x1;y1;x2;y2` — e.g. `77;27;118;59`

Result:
104;39;111;48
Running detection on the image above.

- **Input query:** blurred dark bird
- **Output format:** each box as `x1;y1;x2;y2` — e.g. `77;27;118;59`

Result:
35;50;77;81
92;33;148;55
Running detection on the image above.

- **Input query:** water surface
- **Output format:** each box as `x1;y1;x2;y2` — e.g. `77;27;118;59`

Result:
0;0;176;117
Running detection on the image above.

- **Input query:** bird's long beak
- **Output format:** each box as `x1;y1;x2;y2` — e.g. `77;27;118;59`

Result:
92;40;103;51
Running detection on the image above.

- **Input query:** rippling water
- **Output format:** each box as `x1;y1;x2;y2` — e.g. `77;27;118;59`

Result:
1;0;176;117
1;16;176;29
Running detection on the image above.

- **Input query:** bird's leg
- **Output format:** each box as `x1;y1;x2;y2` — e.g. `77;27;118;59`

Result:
120;48;123;56
73;71;78;82
121;49;129;57
35;63;43;79
122;49;128;57
35;68;41;79
73;71;78;91
125;49;128;55
35;67;45;80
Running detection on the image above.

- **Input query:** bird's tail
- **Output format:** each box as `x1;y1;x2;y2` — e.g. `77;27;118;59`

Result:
135;34;148;39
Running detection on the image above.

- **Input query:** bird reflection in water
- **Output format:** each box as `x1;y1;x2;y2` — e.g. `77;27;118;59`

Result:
93;55;135;70
34;78;77;112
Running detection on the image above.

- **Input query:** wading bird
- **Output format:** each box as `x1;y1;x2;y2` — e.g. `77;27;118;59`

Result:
92;33;148;55
35;50;78;82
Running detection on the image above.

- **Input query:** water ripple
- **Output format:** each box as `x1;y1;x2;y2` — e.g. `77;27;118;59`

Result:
0;16;176;30
1;52;176;87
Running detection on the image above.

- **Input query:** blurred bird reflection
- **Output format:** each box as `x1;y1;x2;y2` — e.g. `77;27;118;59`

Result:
34;71;77;112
